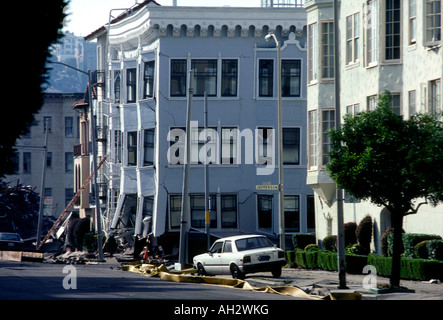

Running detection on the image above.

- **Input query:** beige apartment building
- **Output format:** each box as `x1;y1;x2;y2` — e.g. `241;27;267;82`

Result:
305;0;442;253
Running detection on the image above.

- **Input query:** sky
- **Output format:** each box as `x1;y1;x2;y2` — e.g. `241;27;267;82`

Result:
65;0;261;36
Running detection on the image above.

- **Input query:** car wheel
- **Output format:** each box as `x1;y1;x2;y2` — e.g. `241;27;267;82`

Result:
197;263;206;276
231;265;245;280
271;267;282;278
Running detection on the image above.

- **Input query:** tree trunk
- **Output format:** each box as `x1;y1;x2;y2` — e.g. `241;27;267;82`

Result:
390;213;404;287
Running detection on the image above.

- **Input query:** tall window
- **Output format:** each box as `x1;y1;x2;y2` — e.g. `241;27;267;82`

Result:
430;79;441;118
190;195;217;228
408;90;416;116
170;59;187;97
284;195;300;232
127;131;137;166
143;128;154;166
221;59;238;97
390;93;401;115
169;195;182;229
322;110;335;165
282;60;301;97
126;68;137;103
308;23;318;82
367;95;378;110
259;59;274;97
321;22;334;79
192;59;217;96
385;0;401;60
221;195;237;228
114;130;122;163
114;70;121;103
409;0;417;44
366;0;378;65
308;110;317;169
221;127;237;164
257;127;274;167
65;152;73;172
346;13;360;64
23;152;31;173
143;61;155;99
426;0;442;44
65;117;74;137
257;195;272;231
283;128;300;165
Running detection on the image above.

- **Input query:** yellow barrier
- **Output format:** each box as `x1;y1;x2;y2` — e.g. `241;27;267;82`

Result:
121;262;362;300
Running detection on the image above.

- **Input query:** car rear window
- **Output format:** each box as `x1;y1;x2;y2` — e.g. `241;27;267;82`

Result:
235;237;274;251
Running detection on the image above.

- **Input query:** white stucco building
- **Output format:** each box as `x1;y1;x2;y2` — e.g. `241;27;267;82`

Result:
84;0;313;254
305;0;442;253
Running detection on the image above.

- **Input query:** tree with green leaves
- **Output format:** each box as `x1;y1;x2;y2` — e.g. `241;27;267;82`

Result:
327;91;443;287
0;1;68;178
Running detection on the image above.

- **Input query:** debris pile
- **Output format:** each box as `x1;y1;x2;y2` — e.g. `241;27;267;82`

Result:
0;182;56;240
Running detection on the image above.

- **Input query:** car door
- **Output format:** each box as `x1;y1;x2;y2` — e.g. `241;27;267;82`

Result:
203;241;224;274
219;240;233;274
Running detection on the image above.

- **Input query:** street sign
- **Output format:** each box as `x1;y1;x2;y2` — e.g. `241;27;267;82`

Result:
256;184;279;190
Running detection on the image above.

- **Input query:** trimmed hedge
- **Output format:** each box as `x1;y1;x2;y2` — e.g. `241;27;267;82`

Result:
285;250;443;281
402;233;442;258
368;254;443;281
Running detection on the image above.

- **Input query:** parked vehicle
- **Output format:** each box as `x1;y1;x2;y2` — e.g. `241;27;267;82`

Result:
0;232;25;250
193;234;286;279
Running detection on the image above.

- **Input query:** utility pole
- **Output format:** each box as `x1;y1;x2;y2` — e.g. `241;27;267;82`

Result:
88;70;104;262
204;92;210;250
334;0;347;289
36;117;49;249
179;70;194;269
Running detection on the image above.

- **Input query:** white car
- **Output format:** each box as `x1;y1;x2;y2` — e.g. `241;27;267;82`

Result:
193;234;286;279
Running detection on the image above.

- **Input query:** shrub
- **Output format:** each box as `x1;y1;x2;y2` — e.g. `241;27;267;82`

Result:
305;244;320;251
346;243;366;255
294;249;307;268
356;215;372;255
317;250;337;271
414;240;429;259
344;222;357;246
402;233;442;258
368;254;443;281
427;240;443;261
305;250;318;269
323;235;337;252
292;233;316;250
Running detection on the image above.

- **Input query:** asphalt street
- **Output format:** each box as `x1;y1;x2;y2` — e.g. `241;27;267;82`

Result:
0;260;298;301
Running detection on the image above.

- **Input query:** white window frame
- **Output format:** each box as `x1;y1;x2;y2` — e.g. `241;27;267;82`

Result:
321;109;335;166
383;0;402;62
409;0;417;45
346;13;360;65
320;21;335;80
365;0;378;67
308;22;318;83
308;110;318;170
425;0;442;46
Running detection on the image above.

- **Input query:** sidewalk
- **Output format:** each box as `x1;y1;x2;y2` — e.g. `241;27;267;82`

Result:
244;268;443;300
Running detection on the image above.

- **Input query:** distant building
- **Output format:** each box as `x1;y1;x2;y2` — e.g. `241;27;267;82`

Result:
85;0;312;253
5;92;82;217
48;31;97;93
305;0;442;252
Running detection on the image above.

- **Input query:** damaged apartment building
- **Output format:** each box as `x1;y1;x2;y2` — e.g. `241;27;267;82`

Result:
83;0;314;255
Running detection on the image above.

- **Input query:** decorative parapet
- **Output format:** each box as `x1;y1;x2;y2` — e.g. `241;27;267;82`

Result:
107;6;307;48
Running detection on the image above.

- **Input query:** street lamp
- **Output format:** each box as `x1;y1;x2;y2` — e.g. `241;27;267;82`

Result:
48;61;104;261
265;33;285;251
